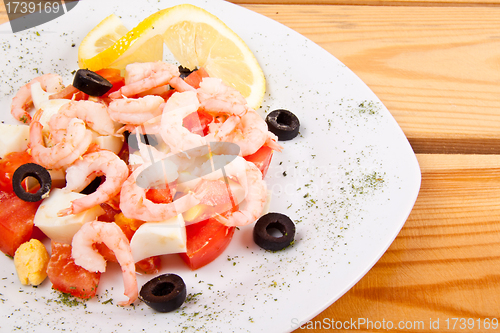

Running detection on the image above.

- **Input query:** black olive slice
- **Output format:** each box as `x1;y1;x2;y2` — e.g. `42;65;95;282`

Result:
80;176;103;195
139;274;186;312
265;109;300;141
12;163;51;202
73;69;113;96
179;65;195;79
253;212;296;251
126;131;159;151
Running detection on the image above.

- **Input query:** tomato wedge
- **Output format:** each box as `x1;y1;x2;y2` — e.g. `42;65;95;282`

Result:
179;218;235;270
244;145;274;178
0;190;40;257
47;241;100;299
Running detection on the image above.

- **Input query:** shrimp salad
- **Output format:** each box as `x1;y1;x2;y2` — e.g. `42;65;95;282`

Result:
1;61;283;306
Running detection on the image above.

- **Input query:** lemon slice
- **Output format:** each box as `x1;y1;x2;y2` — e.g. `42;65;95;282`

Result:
78;5;266;109
78;14;129;70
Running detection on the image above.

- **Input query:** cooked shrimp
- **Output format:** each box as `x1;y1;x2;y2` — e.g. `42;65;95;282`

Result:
59;150;129;216
29;110;92;170
11;73;65;123
109;61;180;98
108;95;165;125
210;158;267;226
197;77;248;116
216;110;278;156
119;164;201;222
48;100;116;142
71;220;137;306
160;91;208;154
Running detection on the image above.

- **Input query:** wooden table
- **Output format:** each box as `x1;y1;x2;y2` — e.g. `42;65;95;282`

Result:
1;1;500;332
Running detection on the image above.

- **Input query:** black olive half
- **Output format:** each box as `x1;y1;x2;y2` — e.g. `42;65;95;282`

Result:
73;69;113;96
140;274;187;312
265;109;300;141
12;163;51;202
253;213;296;251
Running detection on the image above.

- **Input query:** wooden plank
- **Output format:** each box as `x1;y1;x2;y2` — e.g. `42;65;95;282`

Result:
0;1;6;25
299;154;500;332
244;5;500;154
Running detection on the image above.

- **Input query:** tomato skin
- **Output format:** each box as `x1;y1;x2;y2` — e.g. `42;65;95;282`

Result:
47;241;100;299
184;67;209;89
179;218;235;270
0;190;40;257
243;145;274;178
0;151;34;192
136;256;162;274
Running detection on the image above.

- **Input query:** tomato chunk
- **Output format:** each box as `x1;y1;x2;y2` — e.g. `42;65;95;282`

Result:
182;110;213;136
146;187;173;204
244;145;274;178
47;241;100;299
94;68;125;97
179;218;235;270
0;151;35;192
0;190;40;257
184;67;209;89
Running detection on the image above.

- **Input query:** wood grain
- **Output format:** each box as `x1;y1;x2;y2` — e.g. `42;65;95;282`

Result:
300;154;500;332
242;4;500;154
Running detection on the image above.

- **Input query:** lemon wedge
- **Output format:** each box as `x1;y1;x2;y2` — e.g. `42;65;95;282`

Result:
78;14;129;70
78;4;266;109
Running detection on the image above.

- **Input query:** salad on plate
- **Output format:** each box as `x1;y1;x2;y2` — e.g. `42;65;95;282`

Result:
0;3;298;310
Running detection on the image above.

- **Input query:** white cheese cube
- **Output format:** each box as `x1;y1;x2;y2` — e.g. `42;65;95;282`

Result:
92;134;124;155
0;124;30;158
38;99;71;130
130;214;186;263
34;188;104;244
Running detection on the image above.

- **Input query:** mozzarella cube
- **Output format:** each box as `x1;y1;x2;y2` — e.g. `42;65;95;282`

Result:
38;99;71;130
34;188;104;244
130;214;186;263
0;124;30;158
92;134;124;155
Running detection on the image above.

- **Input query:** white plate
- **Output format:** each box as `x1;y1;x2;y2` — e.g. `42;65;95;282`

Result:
0;0;421;332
